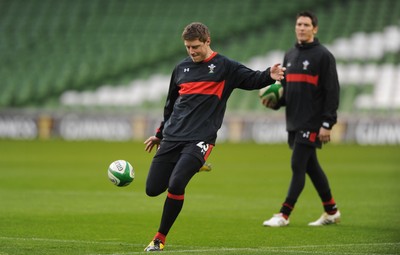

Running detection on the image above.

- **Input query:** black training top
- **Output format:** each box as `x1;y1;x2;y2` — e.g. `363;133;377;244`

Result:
279;38;340;132
155;52;275;144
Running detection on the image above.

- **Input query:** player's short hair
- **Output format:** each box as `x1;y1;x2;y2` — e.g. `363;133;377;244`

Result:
182;22;210;42
297;11;318;27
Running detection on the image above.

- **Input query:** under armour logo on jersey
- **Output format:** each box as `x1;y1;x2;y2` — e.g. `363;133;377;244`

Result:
301;130;317;142
208;64;216;73
302;60;310;70
302;131;310;138
184;68;190;72
196;141;209;155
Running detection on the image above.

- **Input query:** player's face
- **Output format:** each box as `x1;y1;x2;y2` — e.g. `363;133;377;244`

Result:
184;38;210;63
295;16;318;44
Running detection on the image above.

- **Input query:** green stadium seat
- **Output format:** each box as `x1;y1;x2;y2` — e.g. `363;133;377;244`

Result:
1;0;399;113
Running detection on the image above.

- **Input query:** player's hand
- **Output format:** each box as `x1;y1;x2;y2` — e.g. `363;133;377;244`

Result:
270;63;286;81
318;127;331;144
261;97;277;109
144;136;161;153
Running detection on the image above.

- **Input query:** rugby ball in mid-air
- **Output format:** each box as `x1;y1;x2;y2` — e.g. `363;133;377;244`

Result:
108;160;135;187
259;82;283;107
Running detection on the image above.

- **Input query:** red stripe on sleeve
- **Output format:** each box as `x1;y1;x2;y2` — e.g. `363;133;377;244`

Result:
286;74;319;86
179;81;225;99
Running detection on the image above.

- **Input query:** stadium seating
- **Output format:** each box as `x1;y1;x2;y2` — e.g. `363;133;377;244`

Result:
1;0;399;113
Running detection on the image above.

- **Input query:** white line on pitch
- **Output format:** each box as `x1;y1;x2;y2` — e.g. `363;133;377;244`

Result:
1;236;398;255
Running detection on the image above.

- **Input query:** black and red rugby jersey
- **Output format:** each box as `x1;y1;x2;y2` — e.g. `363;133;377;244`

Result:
279;39;340;132
155;52;275;144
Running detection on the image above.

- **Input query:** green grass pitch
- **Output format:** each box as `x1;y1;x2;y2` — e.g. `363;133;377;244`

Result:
0;140;399;254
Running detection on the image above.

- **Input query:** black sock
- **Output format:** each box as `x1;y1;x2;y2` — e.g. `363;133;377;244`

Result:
279;198;297;219
158;192;184;236
323;198;338;214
